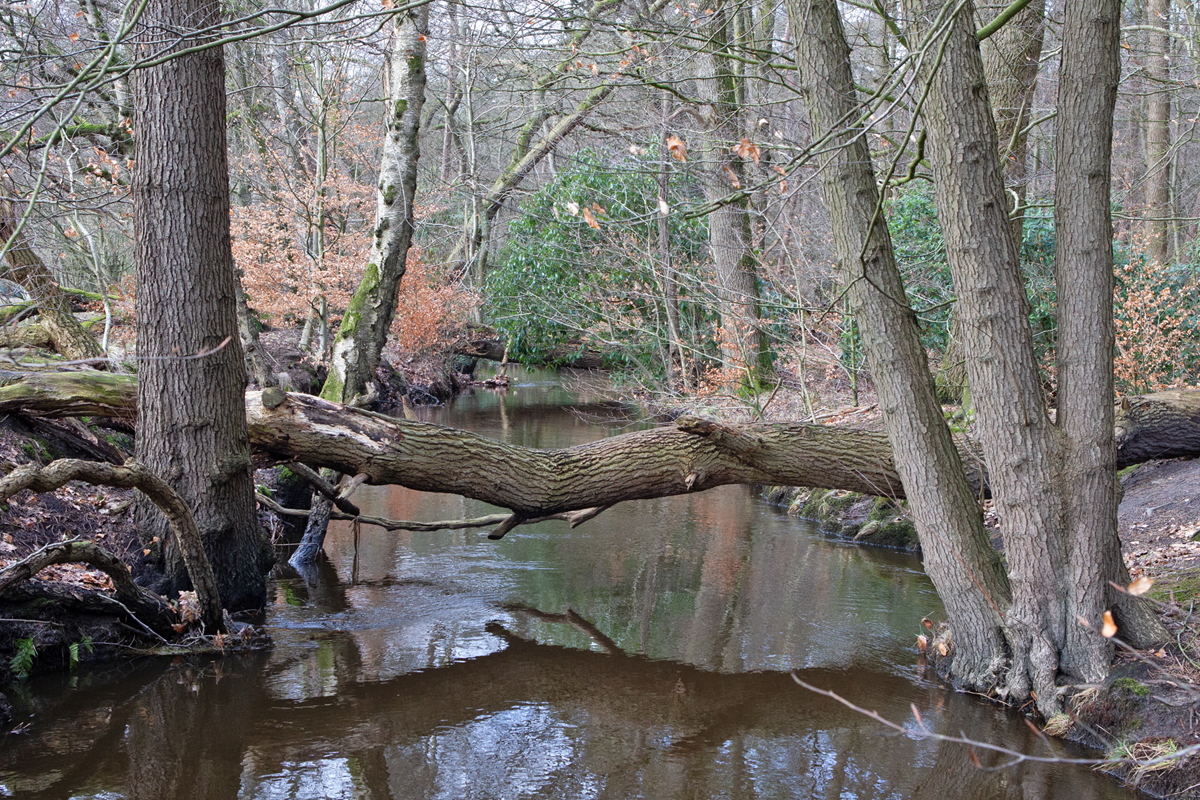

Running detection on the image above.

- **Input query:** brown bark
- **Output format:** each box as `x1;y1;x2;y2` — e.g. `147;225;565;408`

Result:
452;327;614;369
1056;0;1166;682
789;0;1011;688
0;197;104;362
132;0;266;610
0;540;175;636
699;0;765;382
5;373;1200;512
0;459;221;632
1145;0;1173;264
905;0;1164;714
938;0;1046;403
0;322;53;349
980;0;1045;249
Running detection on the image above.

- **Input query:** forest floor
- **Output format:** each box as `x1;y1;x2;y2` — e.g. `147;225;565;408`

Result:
0;338;1198;794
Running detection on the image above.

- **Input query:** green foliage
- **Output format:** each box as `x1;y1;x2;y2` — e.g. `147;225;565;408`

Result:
880;187;1057;359
1111;677;1152;697
10;637;36;679
486;149;712;378
68;636;93;670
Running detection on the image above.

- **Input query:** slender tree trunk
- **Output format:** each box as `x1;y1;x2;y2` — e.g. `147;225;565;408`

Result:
1145;0;1173;264
132;0;266;609
789;0;1011;689
938;0;1046;402
657;99;686;391
1055;0;1166;681
700;0;766;383
293;3;430;566
904;0;1163;714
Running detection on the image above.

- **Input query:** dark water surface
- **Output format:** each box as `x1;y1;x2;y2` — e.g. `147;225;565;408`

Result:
0;368;1133;799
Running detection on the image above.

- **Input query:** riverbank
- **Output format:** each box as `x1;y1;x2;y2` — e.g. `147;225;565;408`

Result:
1;342;1198;794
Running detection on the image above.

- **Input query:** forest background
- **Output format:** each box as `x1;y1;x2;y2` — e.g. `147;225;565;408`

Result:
2;0;1196;399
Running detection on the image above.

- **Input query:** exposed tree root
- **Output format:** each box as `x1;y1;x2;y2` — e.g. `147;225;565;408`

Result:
0;459;222;632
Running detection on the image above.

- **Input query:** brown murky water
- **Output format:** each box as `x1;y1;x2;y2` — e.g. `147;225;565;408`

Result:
0;368;1133;799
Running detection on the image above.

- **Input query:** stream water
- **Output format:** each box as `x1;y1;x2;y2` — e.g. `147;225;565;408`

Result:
0;367;1134;799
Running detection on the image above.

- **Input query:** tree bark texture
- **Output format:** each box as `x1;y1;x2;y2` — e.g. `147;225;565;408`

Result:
0;196;104;362
700;0;766;381
1145;0;1173;264
904;0;1163;713
789;0;1011;689
5;374;1200;513
132;0;266;611
322;3;429;405
298;5;429;566
980;0;1045;250
1055;0;1165;684
937;0;1046;403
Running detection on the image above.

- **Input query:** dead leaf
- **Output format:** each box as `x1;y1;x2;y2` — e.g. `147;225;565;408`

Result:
657;197;670;216
1127;576;1154;596
731;137;760;163
723;165;741;188
916;634;928;653
666;135;687;162
582;206;600;230
565;201;580;216
921;617;933;630
936;641;948;656
1101;610;1118;638
591;202;606;215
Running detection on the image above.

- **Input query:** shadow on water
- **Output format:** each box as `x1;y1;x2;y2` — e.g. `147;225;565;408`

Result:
0;367;1135;799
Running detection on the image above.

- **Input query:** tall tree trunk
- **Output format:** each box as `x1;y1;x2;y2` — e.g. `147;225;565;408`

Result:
1055;0;1166;683
1145;0;1173;264
789;0;1011;689
938;0;1046;402
0;196;103;362
904;0;1163;715
293;3;429;566
132;0;266;610
321;4;428;404
700;0;766;384
657;98;687;391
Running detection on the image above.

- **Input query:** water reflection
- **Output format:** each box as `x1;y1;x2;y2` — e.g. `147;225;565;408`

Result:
0;368;1134;799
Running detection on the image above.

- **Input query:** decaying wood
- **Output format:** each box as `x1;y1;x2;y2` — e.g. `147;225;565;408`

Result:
0;459;222;632
452;326;614;370
0;540;176;637
1114;390;1200;466
0;373;1198;524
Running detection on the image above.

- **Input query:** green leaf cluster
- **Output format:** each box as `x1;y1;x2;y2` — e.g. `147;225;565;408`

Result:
485;149;712;377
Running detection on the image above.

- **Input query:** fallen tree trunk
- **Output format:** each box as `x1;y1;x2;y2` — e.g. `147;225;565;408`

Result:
452;326;617;370
0;373;1198;520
